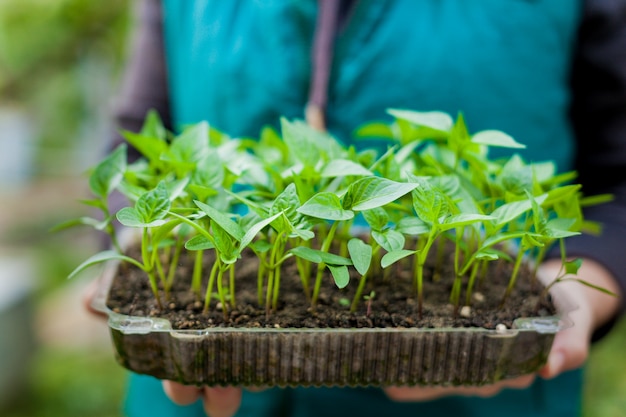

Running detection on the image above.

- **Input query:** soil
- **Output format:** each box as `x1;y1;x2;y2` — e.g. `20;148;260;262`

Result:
106;243;556;331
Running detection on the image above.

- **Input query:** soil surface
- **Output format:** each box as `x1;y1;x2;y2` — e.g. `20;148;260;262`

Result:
107;244;556;331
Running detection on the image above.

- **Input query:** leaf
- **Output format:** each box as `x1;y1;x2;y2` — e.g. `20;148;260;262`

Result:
387;109;453;132
344;177;418;211
362;207;389;231
471;130;526;149
136;182;171;224
564;258;583;275
320;159;372;178
122;131;168;163
288;247;352;266
240;211;283;250
116;207;167;228
167;121;209;164
372;229;405;252
298;192;354;221
381;249;415;269
89;144;127;198
489;194;547;228
140;109;167;139
410;177;448;224
289;246;322;263
193;151;224;189
328;264;350;289
396;216;430;236
439;214;494;232
195;200;244;241
185;235;215;251
68;250;144;280
271;183;300;220
567;278;618;297
347;238;372;276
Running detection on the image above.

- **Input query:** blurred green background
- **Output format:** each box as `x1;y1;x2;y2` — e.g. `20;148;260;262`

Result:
0;1;623;416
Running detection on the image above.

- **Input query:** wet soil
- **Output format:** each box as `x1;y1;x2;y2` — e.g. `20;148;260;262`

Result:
106;244;556;331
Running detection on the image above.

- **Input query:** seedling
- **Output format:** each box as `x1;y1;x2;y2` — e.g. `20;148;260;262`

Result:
66;109;611;322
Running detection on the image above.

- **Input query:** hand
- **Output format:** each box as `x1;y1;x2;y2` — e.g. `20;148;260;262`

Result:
386;257;622;402
163;382;242;417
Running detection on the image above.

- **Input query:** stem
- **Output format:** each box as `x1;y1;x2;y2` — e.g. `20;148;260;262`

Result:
295;255;311;301
257;251;266;306
229;264;236;308
166;237;184;291
500;249;525;308
216;265;229;320
350;272;369;313
432;236;446;282
311;222;339;308
272;237;287;311
464;262;480;306
142;228;162;309
192;249;204;296
203;258;220;312
414;229;437;319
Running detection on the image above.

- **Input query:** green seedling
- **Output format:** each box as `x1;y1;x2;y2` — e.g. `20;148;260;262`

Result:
65;109;612;324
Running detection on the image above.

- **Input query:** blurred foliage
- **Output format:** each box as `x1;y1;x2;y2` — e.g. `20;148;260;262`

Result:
0;0;131;177
5;348;126;417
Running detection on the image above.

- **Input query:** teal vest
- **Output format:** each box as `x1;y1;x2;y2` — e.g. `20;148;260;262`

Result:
162;0;579;171
126;1;584;416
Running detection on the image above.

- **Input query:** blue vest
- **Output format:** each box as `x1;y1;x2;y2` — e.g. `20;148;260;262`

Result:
126;1;584;416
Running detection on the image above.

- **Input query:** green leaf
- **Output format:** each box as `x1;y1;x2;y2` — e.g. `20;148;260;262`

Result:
89;144;126;198
271;183;300;220
471;130;526;149
362;207;389;231
344;177;418;211
116;207;167;228
288;247;352;266
564;258;583;275
185;235;215;251
136;182;171;224
298;192;354;221
490;194;547;228
566;278;618;297
410;177;448;224
347;238;372;276
167;121;209;164
212;223;239;263
328;264;350;289
68;250;144;280
240;211;283;250
193;151;224;189
439;214;494;232
122;130;168;163
372;229;405;252
320;159;372;178
195;200;244;241
289;246;322;263
387;109;453;132
396;216;430;236
140;109;167;140
381;249;415;268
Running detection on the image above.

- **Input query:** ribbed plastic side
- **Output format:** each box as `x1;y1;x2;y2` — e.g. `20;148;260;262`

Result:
111;328;555;387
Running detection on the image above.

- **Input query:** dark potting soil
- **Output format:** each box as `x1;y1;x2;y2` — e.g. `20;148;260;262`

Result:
106;245;556;331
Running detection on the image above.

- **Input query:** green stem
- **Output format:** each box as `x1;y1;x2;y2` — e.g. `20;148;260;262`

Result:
464;262;480;306
142;228;162;309
192;249;204;296
257;252;266;306
203;258;220;312
500;249;525;308
311;222;339;308
216;264;228;320
229;264;236;308
414;229;438;319
166;237;184;291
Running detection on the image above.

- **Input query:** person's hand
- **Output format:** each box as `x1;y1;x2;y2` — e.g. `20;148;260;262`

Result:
163;382;242;417
385;257;622;402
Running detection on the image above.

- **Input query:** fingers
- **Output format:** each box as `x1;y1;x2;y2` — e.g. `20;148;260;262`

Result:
202;387;242;417
384;374;535;401
163;381;203;405
82;278;108;320
162;381;242;417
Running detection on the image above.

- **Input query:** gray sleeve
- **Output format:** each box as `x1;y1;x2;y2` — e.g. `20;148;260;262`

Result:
111;0;171;147
565;0;626;338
